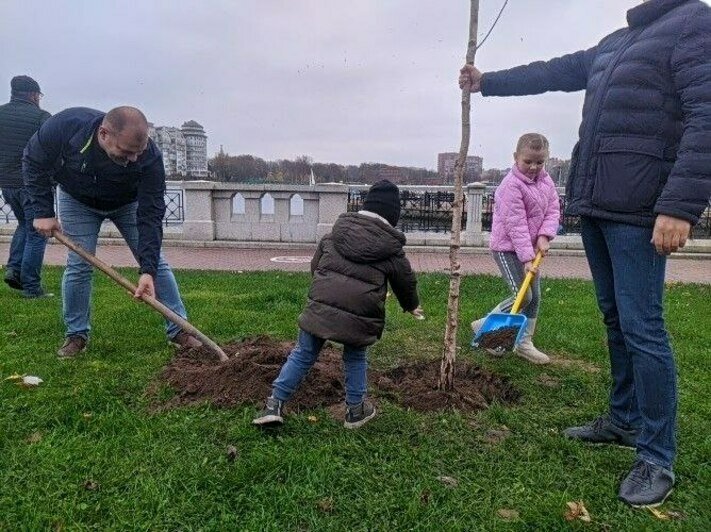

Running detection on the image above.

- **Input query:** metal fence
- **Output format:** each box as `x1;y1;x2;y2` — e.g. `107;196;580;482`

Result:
347;188;466;233
163;188;185;226
0;188;185;226
693;203;711;238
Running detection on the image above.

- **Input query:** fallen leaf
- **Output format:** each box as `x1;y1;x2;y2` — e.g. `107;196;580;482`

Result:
82;412;93;419
307;415;318;423
565;501;591;522
226;445;239;462
20;375;43;387
83;480;99;491
437;475;459;487
26;431;43;444
647;507;685;520
4;373;23;381
647;508;669;520
6;331;17;337
497;508;519;521
317;497;334;513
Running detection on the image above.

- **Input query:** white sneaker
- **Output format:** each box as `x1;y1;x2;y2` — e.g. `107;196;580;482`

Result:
514;318;550;365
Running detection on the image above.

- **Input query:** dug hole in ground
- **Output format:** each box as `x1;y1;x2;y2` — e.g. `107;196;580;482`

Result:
150;336;520;416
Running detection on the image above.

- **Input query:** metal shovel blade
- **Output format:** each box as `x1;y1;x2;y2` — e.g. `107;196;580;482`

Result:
471;312;528;349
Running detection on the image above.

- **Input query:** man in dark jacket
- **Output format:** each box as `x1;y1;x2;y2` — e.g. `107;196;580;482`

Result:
253;180;422;429
24;106;202;358
459;0;710;507
0;76;51;297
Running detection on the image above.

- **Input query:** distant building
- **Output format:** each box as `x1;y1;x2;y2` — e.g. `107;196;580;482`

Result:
148;126;186;176
181;120;208;178
437;152;483;183
148;120;208;178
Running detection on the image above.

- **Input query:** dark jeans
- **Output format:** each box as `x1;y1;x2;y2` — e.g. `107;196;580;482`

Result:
272;329;368;405
1;186;48;296
581;217;677;468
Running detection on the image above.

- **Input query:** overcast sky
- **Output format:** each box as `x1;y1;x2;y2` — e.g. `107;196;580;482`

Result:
3;0;707;170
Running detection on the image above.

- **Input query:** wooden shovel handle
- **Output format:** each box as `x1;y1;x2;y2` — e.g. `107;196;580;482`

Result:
510;251;544;315
52;231;228;362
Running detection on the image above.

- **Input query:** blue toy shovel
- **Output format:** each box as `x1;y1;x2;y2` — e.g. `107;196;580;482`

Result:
471;251;544;351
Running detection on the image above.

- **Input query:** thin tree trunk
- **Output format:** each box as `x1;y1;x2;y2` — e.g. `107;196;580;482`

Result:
439;0;480;391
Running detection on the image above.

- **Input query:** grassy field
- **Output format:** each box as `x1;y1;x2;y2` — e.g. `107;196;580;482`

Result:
0;267;709;530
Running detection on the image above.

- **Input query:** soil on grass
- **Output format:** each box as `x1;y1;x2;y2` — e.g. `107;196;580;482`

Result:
154;336;520;414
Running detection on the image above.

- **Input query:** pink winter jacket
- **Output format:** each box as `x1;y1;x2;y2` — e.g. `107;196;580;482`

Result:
489;166;561;263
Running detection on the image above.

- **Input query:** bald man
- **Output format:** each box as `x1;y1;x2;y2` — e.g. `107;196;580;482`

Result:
23;106;202;358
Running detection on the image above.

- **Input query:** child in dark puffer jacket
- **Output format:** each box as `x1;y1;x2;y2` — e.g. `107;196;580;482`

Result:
253;180;423;429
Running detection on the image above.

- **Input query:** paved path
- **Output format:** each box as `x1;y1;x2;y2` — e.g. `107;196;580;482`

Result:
2;242;708;284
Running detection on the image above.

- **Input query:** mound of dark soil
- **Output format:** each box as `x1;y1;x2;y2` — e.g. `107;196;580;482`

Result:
155;336;520;414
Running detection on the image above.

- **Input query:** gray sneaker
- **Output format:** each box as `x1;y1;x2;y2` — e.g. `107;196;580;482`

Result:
57;336;87;359
563;415;639;449
344;401;376;429
619;459;675;508
252;397;284;426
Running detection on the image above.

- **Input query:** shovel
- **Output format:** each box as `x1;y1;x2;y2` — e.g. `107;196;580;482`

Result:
52;231;229;362
471;250;544;351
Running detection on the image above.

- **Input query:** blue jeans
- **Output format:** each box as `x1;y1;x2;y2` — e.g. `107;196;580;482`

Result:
581;217;677;468
272;329;368;405
1;186;48;296
57;188;187;340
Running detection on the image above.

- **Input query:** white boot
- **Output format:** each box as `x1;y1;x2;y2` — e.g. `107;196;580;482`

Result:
514;318;550;365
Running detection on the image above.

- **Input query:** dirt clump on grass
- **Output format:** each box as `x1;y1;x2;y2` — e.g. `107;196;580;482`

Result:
155;336;519;414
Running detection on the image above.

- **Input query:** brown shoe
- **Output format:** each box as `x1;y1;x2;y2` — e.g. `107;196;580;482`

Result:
57;336;87;359
169;331;203;349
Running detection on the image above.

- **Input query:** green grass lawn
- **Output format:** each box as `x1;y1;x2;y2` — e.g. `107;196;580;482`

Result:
1;267;709;531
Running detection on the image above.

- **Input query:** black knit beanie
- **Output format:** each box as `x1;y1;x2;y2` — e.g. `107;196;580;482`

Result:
362;180;401;226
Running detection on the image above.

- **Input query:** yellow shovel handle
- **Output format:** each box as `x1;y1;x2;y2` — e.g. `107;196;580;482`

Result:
511;251;544;315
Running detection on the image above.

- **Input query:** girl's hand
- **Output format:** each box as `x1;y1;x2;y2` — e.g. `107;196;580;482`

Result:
536;236;551;256
524;261;538;275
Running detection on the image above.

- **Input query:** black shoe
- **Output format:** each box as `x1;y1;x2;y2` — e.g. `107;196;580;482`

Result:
563;415;639;449
344;401;376;429
3;268;22;290
252;397;284;426
619;459;675;508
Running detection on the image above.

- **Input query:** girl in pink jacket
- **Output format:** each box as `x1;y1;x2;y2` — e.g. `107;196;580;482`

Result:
472;133;560;364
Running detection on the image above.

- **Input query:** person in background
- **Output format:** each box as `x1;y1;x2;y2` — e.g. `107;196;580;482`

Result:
0;75;51;298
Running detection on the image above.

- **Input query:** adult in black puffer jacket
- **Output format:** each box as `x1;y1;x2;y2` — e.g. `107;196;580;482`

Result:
0;75;51;297
254;180;421;430
459;0;710;508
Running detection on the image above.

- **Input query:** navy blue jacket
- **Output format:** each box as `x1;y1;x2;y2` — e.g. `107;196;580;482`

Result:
0;98;51;188
23;107;166;276
481;0;711;227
